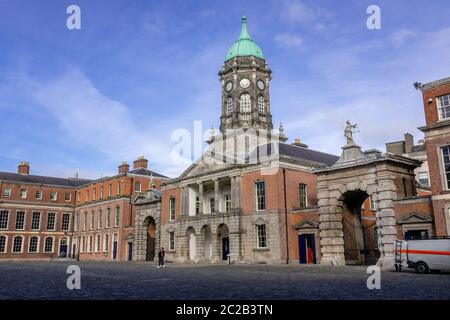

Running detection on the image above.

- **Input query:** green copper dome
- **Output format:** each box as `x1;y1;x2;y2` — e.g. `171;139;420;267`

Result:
226;16;264;61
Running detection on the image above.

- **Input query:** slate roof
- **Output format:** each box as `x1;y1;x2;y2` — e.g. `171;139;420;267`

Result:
249;142;339;167
410;144;426;153
129;168;169;179
0;171;92;187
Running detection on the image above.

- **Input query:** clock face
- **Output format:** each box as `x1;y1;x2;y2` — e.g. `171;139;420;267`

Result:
240;78;250;89
257;80;265;90
225;81;233;92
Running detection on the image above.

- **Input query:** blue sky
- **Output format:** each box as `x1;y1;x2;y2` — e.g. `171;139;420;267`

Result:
0;0;449;179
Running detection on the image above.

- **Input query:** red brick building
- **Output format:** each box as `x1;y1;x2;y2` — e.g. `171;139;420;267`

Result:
418;77;450;236
0;157;168;261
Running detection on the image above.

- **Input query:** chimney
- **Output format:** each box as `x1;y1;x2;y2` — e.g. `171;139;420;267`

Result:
118;161;130;174
133;156;148;170
291;138;309;149
18;162;30;175
404;133;414;153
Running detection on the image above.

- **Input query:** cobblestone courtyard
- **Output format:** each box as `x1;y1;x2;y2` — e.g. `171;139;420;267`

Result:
0;261;449;300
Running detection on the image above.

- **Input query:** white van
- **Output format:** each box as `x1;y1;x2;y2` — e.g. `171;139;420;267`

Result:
394;238;450;274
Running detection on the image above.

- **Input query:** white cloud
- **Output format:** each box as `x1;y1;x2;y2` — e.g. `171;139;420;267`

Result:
274;33;304;47
279;0;332;30
388;29;417;48
19;67;188;178
273;27;450;156
280;0;317;25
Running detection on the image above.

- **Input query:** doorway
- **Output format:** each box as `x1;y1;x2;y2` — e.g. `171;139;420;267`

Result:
112;233;118;260
222;237;230;260
298;234;316;264
59;237;68;257
127;242;133;261
144;217;156;261
342;190;369;265
217;224;230;261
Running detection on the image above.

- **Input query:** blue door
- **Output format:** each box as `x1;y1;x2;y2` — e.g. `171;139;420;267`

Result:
299;235;307;264
299;234;317;264
59;244;68;257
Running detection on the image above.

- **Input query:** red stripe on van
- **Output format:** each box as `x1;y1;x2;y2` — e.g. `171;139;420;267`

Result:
396;249;450;256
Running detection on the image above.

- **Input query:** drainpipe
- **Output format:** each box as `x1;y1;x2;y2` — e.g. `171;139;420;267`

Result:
283;169;289;264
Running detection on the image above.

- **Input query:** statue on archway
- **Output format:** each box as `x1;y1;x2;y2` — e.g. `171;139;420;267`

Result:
344;120;358;145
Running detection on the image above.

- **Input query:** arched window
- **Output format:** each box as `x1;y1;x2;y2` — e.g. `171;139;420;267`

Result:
29;236;39;253
258;96;265;114
81;236;86;253
12;236;23;253
0;235;6;253
226;97;233;115
44;237;54;253
104;234;109;252
88;235;93;252
240;94;251;113
96;234;101;252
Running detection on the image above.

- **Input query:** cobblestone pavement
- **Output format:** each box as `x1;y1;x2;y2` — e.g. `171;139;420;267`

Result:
0;261;449;300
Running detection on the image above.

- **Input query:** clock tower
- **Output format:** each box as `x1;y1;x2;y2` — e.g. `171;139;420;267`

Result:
219;16;273;134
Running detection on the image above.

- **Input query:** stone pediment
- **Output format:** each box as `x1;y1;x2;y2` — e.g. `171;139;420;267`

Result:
294;219;319;230
179;155;236;179
397;213;433;225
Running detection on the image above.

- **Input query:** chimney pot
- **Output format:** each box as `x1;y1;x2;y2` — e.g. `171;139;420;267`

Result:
118;161;130;174
133;156;148;170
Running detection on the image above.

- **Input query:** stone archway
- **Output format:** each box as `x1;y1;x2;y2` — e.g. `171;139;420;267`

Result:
132;191;161;262
316;141;420;268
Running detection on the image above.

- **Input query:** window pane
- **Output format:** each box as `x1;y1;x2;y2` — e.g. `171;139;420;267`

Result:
442;147;450;189
240;94;251;113
0;211;9;229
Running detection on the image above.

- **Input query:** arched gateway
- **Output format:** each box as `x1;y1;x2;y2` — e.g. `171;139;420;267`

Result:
132;189;161;262
316;125;421;268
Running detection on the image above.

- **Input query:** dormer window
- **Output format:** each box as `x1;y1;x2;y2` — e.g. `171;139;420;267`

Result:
437;94;450;120
226;97;233;115
240;94;251;113
258;96;265;114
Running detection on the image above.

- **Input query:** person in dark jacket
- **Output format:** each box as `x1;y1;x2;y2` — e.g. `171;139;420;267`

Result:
157;247;166;268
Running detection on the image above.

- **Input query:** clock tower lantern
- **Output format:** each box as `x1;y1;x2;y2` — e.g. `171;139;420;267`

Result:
219;16;273;134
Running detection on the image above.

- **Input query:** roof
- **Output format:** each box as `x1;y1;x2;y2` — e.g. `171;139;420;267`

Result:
0;171;92;187
226;16;264;61
410;144;426;153
420;77;450;90
129;168;169;179
249;142;339;167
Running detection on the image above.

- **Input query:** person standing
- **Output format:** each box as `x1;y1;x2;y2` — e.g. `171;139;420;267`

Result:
157;247;166;268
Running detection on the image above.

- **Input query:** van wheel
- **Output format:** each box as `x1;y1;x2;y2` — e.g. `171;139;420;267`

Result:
415;262;429;274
